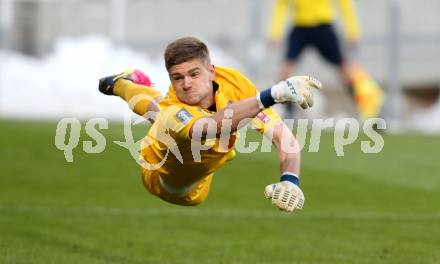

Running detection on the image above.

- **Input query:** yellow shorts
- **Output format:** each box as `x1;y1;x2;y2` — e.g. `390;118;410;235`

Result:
141;169;213;206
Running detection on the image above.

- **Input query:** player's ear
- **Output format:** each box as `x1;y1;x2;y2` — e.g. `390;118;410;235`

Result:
208;64;215;81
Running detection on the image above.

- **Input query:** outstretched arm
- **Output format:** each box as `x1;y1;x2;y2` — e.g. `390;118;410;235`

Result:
269;121;300;176
263;121;304;213
189;96;261;139
189;75;322;139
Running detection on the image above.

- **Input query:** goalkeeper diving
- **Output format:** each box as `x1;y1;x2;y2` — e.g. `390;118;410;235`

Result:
98;37;322;212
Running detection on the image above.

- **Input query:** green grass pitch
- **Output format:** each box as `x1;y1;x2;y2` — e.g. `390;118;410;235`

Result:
1;119;439;264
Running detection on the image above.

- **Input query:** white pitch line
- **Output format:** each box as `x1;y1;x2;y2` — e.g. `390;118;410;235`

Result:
1;205;440;221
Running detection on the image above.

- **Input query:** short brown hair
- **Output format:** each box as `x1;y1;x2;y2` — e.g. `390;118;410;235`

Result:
164;37;211;71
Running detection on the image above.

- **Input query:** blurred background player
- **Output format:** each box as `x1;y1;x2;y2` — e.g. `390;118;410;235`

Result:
268;0;384;120
99;37;322;212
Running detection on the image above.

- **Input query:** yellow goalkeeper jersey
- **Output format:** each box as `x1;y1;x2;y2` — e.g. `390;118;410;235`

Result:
269;0;360;42
141;66;281;190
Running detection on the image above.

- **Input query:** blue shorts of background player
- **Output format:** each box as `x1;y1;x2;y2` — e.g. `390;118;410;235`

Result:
286;23;343;66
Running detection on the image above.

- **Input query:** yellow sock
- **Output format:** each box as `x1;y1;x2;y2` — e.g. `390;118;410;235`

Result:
114;79;163;115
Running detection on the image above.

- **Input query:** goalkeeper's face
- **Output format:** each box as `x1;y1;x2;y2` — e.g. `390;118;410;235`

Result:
168;58;215;108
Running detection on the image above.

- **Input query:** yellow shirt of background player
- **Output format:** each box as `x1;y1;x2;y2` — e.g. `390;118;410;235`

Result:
140;66;281;188
269;0;360;42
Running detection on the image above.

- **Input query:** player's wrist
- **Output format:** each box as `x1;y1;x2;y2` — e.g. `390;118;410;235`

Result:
258;87;276;109
280;172;299;186
258;79;300;108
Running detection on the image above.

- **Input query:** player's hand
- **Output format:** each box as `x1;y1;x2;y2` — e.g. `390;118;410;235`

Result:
271;76;322;109
264;173;304;212
98;69;152;95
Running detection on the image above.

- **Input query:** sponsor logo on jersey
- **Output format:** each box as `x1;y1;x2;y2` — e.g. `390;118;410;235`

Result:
256;112;271;124
175;108;193;125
